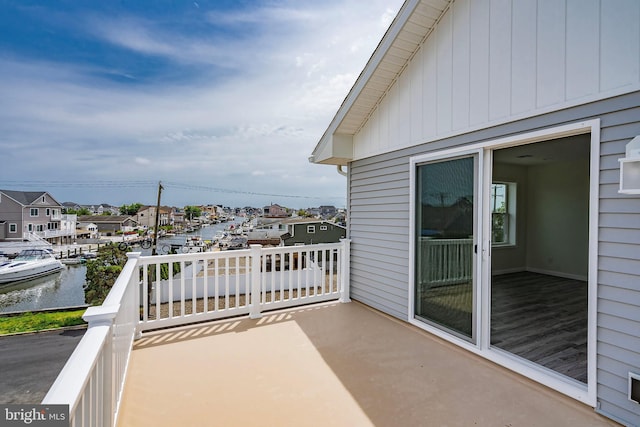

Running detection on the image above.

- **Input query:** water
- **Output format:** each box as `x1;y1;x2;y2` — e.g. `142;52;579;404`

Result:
0;265;88;312
0;219;245;313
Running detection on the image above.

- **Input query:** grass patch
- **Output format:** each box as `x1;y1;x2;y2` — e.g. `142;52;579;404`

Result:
0;309;87;335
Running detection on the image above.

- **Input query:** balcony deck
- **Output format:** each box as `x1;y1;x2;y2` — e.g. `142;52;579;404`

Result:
117;301;616;427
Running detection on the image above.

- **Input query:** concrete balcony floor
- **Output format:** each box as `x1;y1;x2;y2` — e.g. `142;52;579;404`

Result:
117;301;618;427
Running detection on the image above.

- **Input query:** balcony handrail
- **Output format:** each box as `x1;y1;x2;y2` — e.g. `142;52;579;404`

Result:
42;240;350;427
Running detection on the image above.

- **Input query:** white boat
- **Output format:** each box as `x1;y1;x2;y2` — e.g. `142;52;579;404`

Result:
182;236;208;253
0;249;64;284
0;252;10;270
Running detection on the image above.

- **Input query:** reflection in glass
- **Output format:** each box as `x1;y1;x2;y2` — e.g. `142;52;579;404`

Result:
415;157;475;340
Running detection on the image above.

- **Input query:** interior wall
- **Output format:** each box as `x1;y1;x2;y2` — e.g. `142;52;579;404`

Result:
525;159;589;279
491;162;528;274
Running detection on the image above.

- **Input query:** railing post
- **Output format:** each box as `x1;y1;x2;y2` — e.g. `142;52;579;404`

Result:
125;252;144;339
83;306;117;427
249;244;263;319
339;239;351;303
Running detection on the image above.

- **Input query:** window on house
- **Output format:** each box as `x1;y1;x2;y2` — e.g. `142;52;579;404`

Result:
320;225;328;231
46;208;51;216
491;182;516;246
9;223;17;233
307;225;316;233
30;208;39;217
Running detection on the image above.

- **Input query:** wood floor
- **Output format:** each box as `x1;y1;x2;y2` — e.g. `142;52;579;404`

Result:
491;271;588;383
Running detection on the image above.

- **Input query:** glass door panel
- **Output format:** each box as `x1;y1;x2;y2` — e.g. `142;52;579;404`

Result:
415;156;476;342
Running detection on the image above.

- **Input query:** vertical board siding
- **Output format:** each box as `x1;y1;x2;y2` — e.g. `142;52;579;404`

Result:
349;90;640;425
353;0;640;161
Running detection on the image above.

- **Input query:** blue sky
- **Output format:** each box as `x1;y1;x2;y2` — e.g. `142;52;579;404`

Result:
0;0;403;208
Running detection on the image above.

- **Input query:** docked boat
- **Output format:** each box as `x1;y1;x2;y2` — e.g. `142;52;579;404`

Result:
0;249;64;284
182;236;208;253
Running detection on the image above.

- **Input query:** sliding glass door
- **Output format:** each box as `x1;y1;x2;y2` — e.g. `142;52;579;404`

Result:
414;155;478;342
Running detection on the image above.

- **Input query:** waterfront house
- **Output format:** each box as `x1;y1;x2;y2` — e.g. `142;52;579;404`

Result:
0;189;72;244
281;219;346;246
310;0;640;425
77;215;139;237
263;203;289;218
135;206;172;229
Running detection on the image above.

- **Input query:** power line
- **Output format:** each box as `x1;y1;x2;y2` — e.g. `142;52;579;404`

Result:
0;180;344;200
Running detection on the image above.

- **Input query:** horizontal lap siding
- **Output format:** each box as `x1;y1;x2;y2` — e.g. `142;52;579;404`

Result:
348;90;640;425
597;97;640;424
350;154;410;320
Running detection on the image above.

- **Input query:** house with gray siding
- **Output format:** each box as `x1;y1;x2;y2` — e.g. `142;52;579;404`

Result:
77;215;138;236
0;189;68;243
311;1;640;425
281;219;347;246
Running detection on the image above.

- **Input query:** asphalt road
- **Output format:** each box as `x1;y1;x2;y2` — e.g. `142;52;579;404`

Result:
0;327;86;404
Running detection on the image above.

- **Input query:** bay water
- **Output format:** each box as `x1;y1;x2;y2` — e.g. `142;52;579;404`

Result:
0;219;243;313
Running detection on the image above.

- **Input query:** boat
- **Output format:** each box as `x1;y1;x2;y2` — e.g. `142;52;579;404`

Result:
0;249;64;284
0;251;9;267
182;236;208;253
61;252;96;265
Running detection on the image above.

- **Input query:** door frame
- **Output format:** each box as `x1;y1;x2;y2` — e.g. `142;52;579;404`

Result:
408;119;599;406
411;151;484;344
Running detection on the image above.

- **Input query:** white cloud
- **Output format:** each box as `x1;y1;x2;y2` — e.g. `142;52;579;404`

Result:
0;0;404;207
135;157;152;165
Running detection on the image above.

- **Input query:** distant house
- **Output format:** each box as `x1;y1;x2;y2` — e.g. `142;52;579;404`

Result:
62;201;82;212
310;1;640;425
263;204;288;218
0;189;72;243
318;205;337;219
77;215;138;236
76;222;98;239
135;206;171;229
280;220;346;246
95;204;120;215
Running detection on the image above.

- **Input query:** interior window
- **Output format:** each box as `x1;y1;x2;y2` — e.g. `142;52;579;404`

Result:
491;182;515;246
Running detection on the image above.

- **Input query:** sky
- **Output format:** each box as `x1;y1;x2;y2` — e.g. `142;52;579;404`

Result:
0;0;404;209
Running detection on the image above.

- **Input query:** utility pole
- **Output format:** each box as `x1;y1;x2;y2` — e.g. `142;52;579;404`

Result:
152;181;163;256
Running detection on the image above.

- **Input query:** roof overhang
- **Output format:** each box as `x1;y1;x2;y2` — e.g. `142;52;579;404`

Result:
310;0;452;165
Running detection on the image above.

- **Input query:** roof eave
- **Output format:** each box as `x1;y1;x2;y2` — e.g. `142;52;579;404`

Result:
310;0;423;165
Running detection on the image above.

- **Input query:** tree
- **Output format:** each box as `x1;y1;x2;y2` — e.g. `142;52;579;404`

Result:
84;245;128;305
84;243;181;307
184;205;202;221
64;207;91;215
120;203;142;216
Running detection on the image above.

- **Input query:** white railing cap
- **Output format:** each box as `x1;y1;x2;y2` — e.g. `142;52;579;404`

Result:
83;305;119;325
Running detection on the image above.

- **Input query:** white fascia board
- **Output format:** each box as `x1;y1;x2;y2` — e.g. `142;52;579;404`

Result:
310;134;354;165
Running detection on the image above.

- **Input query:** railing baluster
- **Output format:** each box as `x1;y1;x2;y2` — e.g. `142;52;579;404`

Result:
261;253;267;304
180;261;186;317
168;261;174;319
203;259;209;313
155;262;161;320
214;258;219;311
142;265;148;323
235;255;240;308
224;258;229;311
288;252;293;300
192;259;197;314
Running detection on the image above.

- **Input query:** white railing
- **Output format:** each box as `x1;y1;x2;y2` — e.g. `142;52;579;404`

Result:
138;242;349;331
42;241;350;427
419;238;473;286
42;252;141;427
37;229;76;239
